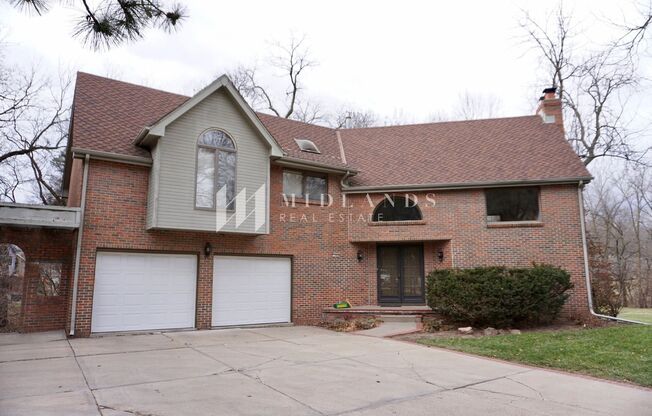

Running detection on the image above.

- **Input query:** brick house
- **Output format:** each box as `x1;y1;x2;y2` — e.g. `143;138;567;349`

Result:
0;72;592;336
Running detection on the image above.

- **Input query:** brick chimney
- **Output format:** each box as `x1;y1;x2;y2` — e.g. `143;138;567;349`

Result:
536;87;563;129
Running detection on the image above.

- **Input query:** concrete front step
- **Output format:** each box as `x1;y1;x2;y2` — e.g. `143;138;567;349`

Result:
378;315;420;323
322;306;436;325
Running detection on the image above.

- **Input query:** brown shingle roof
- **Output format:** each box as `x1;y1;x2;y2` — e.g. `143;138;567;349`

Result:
340;117;590;187
255;113;348;169
71;72;591;187
72;72;188;158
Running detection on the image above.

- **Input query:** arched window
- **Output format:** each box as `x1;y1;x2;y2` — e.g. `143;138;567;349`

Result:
195;129;236;210
372;196;422;222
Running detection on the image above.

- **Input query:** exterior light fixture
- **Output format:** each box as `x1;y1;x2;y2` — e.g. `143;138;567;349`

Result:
204;242;212;257
437;249;444;263
357;250;364;262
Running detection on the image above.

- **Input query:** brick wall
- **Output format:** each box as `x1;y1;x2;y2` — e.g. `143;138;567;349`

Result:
66;159;590;336
0;226;74;332
72;160;368;336
347;187;590;319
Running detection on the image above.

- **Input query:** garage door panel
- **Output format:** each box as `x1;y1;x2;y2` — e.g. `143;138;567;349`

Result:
212;256;291;327
92;252;197;333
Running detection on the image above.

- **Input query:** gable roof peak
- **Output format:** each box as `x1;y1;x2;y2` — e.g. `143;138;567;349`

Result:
135;74;285;157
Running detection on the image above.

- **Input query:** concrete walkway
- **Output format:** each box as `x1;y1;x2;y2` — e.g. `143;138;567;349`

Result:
354;315;420;337
0;326;650;415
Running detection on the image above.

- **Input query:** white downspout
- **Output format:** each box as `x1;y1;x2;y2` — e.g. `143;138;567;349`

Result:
578;181;648;325
69;154;90;336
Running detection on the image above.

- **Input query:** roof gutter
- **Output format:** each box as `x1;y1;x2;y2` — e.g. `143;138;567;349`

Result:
577;181;648;325
72;147;153;167
274;157;358;175
341;176;593;194
340;170;354;188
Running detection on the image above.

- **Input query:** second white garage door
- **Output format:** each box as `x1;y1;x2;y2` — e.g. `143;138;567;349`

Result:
92;252;197;333
212;256;291;327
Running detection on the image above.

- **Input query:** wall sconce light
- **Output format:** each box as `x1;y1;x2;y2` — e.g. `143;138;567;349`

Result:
204;242;212;257
356;250;364;262
436;249;444;263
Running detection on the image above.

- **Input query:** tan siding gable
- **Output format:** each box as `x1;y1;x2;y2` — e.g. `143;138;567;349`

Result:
147;88;270;233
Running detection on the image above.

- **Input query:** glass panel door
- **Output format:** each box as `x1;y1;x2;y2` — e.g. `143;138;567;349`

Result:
377;246;401;303
401;245;424;303
377;244;424;304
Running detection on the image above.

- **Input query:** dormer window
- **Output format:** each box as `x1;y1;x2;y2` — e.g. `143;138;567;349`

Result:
195;129;236;210
294;138;320;154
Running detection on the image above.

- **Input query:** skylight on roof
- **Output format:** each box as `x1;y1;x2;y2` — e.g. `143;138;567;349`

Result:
294;138;320;154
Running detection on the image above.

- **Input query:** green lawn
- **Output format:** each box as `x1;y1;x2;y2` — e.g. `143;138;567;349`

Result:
418;325;652;387
618;308;652;324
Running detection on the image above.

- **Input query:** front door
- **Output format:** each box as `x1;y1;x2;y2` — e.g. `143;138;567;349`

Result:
377;244;425;304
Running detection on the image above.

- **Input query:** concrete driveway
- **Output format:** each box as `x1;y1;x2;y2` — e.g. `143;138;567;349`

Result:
1;326;650;416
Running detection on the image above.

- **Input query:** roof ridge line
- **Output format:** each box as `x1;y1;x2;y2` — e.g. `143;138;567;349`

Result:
77;71;189;99
344;115;540;131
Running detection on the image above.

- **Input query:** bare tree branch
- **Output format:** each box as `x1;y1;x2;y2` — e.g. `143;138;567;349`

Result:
228;34;323;123
613;3;652;54
330;108;378;129
0;46;71;204
521;5;647;166
228;65;281;117
293;100;327;125
452;91;502;120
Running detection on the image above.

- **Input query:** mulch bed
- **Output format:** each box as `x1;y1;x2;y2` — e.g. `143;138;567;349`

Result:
393;321;613;343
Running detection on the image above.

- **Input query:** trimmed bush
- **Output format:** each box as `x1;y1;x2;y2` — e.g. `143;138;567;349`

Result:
426;265;573;328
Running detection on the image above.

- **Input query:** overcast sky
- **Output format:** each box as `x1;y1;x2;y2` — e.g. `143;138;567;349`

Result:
1;0;650;131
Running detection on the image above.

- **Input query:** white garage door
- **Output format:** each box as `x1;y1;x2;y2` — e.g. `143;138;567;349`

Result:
212;256;291;327
92;252;197;333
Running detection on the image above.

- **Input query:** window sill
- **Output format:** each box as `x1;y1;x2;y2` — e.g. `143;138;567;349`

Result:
194;207;236;213
280;197;329;207
487;221;543;228
369;220;426;226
